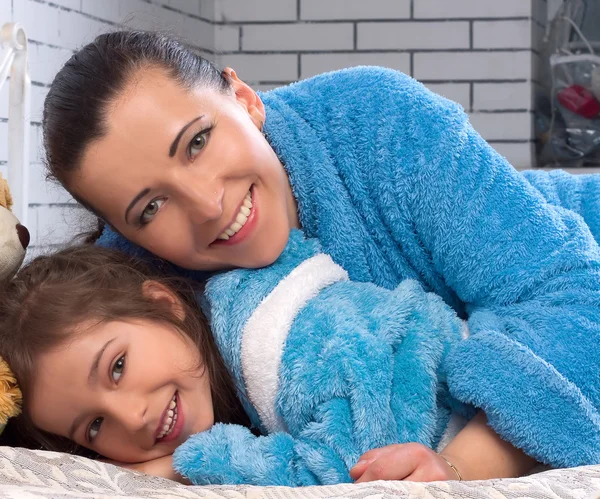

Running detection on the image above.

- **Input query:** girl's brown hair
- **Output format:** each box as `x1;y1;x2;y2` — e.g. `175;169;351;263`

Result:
0;245;248;456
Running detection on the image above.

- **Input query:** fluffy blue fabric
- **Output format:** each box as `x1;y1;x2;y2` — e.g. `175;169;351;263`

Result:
173;230;466;486
100;67;600;468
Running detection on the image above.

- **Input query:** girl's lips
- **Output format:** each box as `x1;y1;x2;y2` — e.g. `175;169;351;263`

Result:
213;186;257;246
156;391;184;444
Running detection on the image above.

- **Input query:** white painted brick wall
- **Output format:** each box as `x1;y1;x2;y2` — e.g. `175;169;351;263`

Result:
301;52;410;79
301;0;410;20
358;22;470;50
243;23;354;52
473;20;532;49
414;0;531;19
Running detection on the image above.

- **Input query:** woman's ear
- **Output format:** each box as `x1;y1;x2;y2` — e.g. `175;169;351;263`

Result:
222;67;265;130
142;281;185;321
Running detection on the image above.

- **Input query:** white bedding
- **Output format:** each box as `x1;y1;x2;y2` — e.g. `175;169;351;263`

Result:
0;446;598;498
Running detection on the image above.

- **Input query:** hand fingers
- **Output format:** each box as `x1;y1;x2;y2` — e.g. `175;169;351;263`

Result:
350;445;399;480
354;451;416;483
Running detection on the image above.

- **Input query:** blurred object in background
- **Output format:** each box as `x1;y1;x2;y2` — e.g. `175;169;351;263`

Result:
537;0;600;167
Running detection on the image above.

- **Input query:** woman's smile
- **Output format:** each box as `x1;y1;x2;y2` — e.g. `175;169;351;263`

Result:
212;186;257;246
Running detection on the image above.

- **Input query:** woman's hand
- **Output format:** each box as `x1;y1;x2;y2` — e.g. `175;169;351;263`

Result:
101;454;190;484
349;443;460;483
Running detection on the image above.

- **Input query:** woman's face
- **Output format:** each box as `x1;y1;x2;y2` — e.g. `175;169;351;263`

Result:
29;316;214;463
74;67;298;271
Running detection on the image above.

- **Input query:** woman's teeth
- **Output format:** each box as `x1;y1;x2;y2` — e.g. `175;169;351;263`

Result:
157;394;178;440
217;190;253;240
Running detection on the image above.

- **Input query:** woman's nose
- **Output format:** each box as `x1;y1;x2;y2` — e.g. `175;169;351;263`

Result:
180;182;224;224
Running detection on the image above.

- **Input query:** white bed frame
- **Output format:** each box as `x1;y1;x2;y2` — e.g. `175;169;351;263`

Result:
0;22;30;225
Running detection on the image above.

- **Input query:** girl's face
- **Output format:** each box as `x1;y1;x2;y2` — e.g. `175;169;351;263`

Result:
28;317;214;463
73;67;299;271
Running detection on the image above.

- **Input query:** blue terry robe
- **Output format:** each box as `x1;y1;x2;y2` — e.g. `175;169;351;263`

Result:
173;230;468;486
99;67;600;468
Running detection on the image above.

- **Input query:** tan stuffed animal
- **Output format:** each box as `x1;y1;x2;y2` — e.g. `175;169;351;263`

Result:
0;173;29;434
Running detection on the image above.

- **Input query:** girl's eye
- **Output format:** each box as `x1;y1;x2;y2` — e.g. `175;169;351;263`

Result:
88;417;103;442
139;198;164;225
187;129;211;160
112;355;125;383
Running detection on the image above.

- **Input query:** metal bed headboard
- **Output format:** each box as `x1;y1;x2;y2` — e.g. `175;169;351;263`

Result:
0;22;30;225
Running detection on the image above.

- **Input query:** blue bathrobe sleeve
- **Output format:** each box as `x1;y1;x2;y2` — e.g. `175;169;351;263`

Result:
374;69;600;466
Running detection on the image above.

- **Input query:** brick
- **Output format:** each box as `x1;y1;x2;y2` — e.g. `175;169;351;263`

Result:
301;0;410;20
0;0;12;22
48;0;82;10
29;162;75;205
29;85;47;123
414;51;532;80
0;121;7;162
473;82;532;110
425;83;470;110
469;112;533;141
82;0;120;23
199;1;215;21
218;54;297;82
215;24;239;52
167;0;200;16
473;20;531;49
243;23;353;52
181;15;214;51
358;21;469;50
214;0;297;22
491;142;535;169
301;52;410;79
29;125;43;164
0;81;8;120
57;9;113;50
13;0;60;47
414;0;532;19
34;204;93;246
29;44;74;86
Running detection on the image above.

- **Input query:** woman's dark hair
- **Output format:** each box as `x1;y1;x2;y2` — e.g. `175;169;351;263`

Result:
0;245;248;456
43;30;231;207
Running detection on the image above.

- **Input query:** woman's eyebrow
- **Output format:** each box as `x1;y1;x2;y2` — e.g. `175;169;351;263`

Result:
169;115;204;157
125;188;150;224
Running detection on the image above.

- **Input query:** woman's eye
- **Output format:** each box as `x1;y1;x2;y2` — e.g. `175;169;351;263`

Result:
88;417;103;442
187;129;210;159
139;198;164;225
112;355;125;383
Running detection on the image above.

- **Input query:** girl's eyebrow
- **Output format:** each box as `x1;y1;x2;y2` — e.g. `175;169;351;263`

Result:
67;337;117;440
168;115;204;157
88;337;116;384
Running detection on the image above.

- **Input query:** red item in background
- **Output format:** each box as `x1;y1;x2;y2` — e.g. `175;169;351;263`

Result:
557;84;600;119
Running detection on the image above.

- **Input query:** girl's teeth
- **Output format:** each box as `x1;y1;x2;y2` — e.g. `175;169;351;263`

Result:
217;190;253;240
158;395;178;439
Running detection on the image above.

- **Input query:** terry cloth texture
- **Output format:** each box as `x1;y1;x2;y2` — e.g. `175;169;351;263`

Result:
173;230;467;486
98;67;600;468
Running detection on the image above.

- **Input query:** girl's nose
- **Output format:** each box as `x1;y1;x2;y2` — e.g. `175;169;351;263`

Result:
110;396;148;434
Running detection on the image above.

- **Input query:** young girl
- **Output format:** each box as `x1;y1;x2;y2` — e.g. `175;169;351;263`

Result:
0;245;249;483
0;238;532;486
42;30;600;478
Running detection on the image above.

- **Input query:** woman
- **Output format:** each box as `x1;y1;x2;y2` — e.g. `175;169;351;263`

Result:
42;30;600;480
